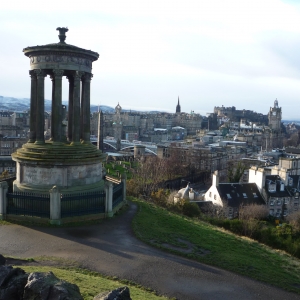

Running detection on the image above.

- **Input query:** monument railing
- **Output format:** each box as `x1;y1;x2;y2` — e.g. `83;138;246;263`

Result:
113;181;124;208
60;191;106;218
6;192;50;218
0;180;126;224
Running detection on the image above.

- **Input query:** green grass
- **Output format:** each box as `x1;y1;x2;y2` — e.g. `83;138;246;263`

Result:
105;161;135;180
19;265;169;300
131;198;300;294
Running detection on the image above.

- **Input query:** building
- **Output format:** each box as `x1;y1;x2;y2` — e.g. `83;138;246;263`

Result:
204;171;266;218
249;165;300;218
90;99;203;144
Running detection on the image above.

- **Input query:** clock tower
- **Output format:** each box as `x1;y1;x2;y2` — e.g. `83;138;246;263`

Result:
268;98;282;131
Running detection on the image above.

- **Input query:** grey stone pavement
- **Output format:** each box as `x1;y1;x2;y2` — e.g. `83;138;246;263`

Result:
0;203;299;300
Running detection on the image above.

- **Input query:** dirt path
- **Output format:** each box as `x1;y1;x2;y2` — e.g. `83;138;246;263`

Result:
0;203;299;300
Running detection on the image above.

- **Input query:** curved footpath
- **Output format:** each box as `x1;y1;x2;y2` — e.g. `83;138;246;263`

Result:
0;203;299;300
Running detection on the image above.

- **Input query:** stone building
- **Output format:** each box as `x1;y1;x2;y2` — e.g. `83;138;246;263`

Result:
90;99;203;143
249;164;300;218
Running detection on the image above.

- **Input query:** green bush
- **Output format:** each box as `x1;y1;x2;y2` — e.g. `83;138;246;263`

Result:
182;201;201;218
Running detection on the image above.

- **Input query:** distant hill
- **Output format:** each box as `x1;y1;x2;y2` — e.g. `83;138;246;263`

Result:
0;96;115;113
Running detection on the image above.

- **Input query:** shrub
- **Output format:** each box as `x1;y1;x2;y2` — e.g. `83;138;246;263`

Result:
182;201;201;218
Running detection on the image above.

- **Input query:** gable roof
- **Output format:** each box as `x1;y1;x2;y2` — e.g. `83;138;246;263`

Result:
217;183;265;207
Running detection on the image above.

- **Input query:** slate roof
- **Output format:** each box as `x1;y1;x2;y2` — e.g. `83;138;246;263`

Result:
217;183;265;207
264;175;290;198
285;175;300;198
285;147;300;155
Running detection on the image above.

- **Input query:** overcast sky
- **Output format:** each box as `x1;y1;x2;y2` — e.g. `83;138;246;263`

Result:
1;0;300;119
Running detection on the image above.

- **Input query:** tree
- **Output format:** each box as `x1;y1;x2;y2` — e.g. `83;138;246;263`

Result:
130;156;168;198
238;204;268;237
287;210;300;232
227;161;246;183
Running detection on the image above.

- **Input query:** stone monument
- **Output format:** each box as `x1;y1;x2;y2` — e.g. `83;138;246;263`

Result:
12;27;106;193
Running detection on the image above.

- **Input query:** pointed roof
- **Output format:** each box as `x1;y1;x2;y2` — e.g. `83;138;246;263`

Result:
176;96;181;113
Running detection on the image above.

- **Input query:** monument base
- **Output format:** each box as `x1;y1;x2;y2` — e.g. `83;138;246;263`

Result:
12;141;106;194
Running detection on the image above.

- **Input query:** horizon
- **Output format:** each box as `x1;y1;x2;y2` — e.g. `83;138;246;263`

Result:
1;0;300;119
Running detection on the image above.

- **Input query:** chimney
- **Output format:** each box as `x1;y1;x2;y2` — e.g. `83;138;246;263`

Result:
213;170;219;187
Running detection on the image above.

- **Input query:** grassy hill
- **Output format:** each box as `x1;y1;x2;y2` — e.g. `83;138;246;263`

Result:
131;197;300;294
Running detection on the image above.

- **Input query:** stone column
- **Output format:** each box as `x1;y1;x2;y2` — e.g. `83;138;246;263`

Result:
0;181;8;220
67;75;74;142
106;182;113;217
97;110;103;151
81;73;92;142
49;185;61;225
28;70;37;143
35;69;46;144
122;175;127;204
72;71;83;144
51;69;64;143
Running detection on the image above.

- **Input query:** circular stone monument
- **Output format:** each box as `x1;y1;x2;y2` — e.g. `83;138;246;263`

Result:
12;27;106;193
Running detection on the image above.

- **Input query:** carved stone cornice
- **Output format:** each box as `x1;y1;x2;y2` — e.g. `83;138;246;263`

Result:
30;54;92;67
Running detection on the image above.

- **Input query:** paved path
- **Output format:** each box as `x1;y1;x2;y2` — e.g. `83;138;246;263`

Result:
0;203;299;300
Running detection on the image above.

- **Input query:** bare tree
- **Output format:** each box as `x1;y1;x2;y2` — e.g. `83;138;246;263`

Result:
287;210;300;232
239;204;268;237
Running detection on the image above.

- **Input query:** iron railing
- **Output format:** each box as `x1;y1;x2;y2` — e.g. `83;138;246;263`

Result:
7;192;50;218
113;181;124;208
61;191;106;218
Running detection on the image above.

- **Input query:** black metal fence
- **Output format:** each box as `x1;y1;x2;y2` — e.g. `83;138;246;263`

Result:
113;181;124;208
6;192;50;218
61;191;106;218
6;181;124;220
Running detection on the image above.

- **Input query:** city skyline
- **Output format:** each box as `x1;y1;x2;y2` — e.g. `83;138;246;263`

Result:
1;0;300;119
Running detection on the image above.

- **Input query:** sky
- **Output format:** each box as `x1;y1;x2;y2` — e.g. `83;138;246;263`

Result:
1;0;300;119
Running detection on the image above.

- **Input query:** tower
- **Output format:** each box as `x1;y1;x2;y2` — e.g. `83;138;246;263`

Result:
113;103;122;140
268;98;282;131
266;98;283;149
176;96;181;113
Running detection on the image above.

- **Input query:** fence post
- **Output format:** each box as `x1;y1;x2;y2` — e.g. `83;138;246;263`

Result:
107;182;113;217
0;181;8;220
121;174;127;204
49;185;61;225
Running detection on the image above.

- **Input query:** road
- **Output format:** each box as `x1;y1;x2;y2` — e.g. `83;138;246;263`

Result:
0;203;299;300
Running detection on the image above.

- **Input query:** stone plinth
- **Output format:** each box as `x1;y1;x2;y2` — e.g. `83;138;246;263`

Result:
12;141;105;194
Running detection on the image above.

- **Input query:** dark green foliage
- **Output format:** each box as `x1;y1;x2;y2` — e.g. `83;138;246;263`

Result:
227;161;247;183
206;217;300;259
181;201;201;218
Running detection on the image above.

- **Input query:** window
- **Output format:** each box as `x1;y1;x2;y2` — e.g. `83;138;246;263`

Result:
209;192;212;197
269;209;274;216
253;193;258;198
214;194;216;200
284;198;289;204
226;194;231;199
277;200;281;205
270;200;274;206
243;193;247;198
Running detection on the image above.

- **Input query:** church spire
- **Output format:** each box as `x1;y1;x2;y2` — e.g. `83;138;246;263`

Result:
176;96;181;113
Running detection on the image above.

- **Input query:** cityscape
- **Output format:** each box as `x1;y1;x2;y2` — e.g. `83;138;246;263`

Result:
1;1;300;299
